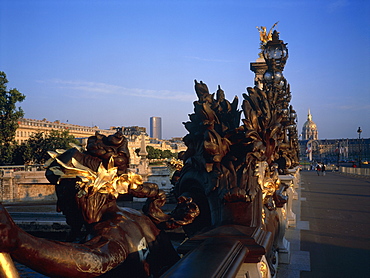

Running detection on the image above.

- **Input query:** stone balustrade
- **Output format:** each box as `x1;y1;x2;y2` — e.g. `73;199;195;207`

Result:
339;166;370;176
0;170;55;203
1;167;171;203
279;175;296;229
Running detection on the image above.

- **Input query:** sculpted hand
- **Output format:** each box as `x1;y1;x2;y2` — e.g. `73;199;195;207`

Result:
170;196;200;226
0;203;19;253
147;196;200;230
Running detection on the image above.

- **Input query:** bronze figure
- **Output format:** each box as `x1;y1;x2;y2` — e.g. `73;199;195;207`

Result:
170;31;299;276
0;131;199;277
0;27;299;277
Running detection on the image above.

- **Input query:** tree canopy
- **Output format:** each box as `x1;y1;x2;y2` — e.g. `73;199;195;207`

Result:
0;72;26;165
13;130;79;165
145;145;177;160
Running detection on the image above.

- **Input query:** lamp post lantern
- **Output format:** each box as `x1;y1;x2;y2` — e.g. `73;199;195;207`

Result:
357;127;362;139
262;30;288;87
357;127;362;168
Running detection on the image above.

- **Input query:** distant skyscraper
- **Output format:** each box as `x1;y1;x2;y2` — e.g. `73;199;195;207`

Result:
150;117;162;139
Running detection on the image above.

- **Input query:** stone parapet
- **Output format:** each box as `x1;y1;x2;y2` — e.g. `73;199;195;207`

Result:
279;175;296;228
0;170;56;203
339;166;370;176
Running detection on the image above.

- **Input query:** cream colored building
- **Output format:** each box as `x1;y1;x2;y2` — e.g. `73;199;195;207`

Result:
124;131;187;168
15;118;116;144
15;119;186;167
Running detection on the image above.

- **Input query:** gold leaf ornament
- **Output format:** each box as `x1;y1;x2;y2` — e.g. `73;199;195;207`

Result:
46;151;144;199
118;172;143;191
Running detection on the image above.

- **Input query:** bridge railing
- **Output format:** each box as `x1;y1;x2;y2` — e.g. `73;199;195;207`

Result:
162;237;248;278
163;167;301;278
339;166;370;176
0;165;44;175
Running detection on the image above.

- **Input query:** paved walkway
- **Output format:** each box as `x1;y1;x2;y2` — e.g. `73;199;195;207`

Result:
277;170;370;278
299;171;370;278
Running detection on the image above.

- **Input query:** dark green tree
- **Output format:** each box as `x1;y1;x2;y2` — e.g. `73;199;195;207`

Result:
20;130;79;164
146;146;162;160
161;150;173;159
0;71;26;165
145;146;177;160
12;143;33;165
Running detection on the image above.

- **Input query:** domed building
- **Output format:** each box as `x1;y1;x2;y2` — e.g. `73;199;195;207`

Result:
301;109;318;140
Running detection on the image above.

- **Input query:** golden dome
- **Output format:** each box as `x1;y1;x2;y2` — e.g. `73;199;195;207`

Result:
303;120;317;130
301;109;318;140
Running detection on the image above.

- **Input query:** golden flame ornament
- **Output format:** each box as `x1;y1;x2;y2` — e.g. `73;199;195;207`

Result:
166;158;184;179
46;150;143;199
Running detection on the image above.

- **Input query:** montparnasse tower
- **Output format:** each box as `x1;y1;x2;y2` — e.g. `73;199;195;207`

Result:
301;109;318;140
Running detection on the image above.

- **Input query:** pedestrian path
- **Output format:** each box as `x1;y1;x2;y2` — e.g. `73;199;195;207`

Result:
299;171;370;278
278;170;370;277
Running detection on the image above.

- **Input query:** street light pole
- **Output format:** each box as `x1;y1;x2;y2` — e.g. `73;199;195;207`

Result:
336;140;340;168
357;127;362;168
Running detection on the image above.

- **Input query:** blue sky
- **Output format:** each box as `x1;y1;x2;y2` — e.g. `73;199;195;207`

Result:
1;0;369;139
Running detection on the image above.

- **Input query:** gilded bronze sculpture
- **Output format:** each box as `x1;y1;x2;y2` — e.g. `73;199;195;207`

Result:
256;22;279;44
168;30;299;276
0;27;299;277
0;131;199;277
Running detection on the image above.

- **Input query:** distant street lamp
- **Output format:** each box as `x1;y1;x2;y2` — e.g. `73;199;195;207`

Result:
336;140;340;167
357;127;362;168
357;127;362;139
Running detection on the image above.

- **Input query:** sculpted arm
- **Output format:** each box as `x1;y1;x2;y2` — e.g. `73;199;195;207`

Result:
0;204;127;278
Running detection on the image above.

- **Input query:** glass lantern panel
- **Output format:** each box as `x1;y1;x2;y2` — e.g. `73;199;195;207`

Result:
268;46;282;59
274;71;283;82
264;71;273;82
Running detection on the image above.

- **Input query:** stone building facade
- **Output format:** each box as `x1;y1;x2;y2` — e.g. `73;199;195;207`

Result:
299;138;370;165
15;118;186;170
15;118;116;144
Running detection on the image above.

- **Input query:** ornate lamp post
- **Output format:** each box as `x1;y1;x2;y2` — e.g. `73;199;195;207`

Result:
357;127;362;168
262;30;289;91
261;30;300;167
